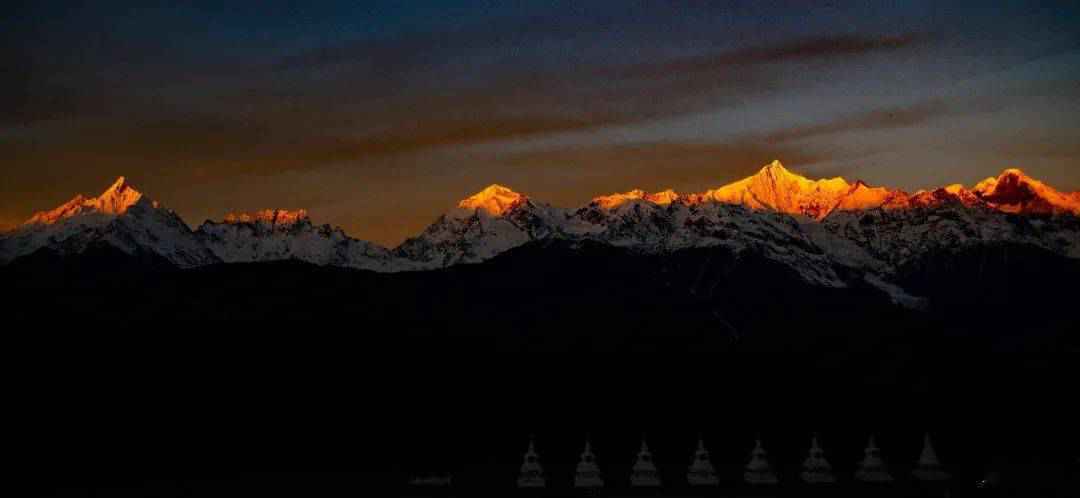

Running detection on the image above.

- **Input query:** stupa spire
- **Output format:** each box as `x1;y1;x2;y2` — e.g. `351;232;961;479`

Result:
855;435;893;483
744;437;778;485
800;434;836;484
516;435;546;488
574;436;604;488
630;434;662;487
687;434;719;486
912;432;951;481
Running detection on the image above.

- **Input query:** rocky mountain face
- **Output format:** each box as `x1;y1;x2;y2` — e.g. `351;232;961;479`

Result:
195;209;405;272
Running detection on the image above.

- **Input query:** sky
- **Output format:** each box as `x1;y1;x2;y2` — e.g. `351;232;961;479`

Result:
3;1;1080;245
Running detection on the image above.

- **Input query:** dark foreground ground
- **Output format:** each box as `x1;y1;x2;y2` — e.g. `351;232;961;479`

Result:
9;352;1079;497
4;241;1078;496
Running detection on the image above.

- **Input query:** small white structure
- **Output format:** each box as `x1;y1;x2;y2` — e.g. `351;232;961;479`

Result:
912;433;951;482
574;439;604;488
687;436;719;486
800;434;836;484
630;438;662;487
854;435;893;483
743;438;779;485
516;436;546;488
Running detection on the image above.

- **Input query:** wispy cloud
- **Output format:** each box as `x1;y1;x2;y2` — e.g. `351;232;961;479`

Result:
605;34;923;79
760;99;952;144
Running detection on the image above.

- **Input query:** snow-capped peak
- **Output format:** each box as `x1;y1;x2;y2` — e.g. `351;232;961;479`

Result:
2;176;217;268
703;160;853;219
972;168;1080;215
97;176;145;213
760;159;795;178
457;184;528;216
24;176;148;225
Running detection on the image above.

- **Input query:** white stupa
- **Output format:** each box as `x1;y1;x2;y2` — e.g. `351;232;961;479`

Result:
687;436;719;486
912;433;951;481
574;439;604;488
854;435;893;483
800;435;836;484
516;436;546;488
630;437;662;487
743;438;778;485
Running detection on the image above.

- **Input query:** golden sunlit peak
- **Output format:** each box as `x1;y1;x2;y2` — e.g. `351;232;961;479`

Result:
223;209;310;225
458;184;527;216
646;189;680;205
753;159;845;185
95;176;144;214
106;176;129;192
705;159;856;219
973;167;1080;215
762;159;787;172
592;189;646;208
25;175;146;225
592;189;681;209
943;184;967;195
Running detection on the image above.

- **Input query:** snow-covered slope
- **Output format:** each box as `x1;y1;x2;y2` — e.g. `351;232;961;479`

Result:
0;177;217;268
195;209;410;272
569;189;846;286
394;184;582;268
822;191;1080;269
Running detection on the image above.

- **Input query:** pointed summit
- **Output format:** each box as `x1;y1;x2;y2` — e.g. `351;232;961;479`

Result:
94;176;145;214
24;176;146;225
705;160;852;219
760;159;790;176
3;176;218;268
105;176;129;194
458;184;528;216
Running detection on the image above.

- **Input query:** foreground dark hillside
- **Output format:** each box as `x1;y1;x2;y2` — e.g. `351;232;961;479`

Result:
3;239;1077;352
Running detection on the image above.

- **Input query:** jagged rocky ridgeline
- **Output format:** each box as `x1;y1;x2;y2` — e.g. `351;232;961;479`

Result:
407;433;957;491
2;161;1078;301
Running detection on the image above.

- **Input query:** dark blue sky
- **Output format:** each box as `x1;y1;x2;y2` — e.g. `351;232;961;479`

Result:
4;1;1079;243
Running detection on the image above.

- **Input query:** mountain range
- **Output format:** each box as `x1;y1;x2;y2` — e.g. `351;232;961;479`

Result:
4;161;1078;298
3;160;1078;349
